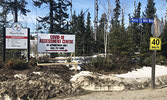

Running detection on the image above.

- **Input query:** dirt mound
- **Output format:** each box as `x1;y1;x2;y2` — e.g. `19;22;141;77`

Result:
0;66;82;100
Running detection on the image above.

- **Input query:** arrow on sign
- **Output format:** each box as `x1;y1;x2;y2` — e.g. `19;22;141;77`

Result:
45;49;68;52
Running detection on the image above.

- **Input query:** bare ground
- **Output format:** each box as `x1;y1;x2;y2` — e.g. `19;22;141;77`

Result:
52;86;167;100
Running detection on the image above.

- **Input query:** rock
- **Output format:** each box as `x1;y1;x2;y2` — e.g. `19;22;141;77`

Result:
14;74;27;80
0;94;12;100
32;72;43;76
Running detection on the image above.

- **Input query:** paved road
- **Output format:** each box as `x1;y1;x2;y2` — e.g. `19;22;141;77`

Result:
52;86;167;100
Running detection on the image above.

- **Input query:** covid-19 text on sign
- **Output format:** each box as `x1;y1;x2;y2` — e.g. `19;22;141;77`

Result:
38;34;75;53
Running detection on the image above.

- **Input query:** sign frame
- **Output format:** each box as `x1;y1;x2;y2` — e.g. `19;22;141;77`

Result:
3;22;30;62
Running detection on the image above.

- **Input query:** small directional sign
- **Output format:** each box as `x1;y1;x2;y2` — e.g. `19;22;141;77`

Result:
150;37;161;50
131;18;154;23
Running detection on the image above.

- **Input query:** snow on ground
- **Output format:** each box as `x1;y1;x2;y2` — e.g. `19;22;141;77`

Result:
115;65;167;78
70;71;93;81
70;65;167;82
69;65;82;71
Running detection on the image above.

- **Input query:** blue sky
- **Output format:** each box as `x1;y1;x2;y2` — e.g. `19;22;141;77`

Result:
12;0;167;32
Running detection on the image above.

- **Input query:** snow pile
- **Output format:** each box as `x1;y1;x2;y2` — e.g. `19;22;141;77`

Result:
70;65;167;91
70;71;93;81
115;65;167;78
69;65;82;71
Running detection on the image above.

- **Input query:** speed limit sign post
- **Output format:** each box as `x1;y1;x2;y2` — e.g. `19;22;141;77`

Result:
150;17;163;89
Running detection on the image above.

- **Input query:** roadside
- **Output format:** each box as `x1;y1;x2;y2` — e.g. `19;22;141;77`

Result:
53;86;167;100
1;64;167;100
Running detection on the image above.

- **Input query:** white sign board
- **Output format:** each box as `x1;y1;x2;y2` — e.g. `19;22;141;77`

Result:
6;22;28;49
38;33;75;53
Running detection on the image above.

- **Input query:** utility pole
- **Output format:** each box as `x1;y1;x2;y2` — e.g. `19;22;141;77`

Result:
94;0;98;41
14;0;18;22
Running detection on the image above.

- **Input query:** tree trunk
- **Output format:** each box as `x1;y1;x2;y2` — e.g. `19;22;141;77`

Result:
14;0;18;22
50;0;53;33
104;0;111;58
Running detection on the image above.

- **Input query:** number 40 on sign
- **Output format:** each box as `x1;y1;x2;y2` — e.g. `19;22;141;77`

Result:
150;37;161;50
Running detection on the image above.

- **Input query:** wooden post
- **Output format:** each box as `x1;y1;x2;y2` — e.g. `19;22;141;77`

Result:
74;64;77;72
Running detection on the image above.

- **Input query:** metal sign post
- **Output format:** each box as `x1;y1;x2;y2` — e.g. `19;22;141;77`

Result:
3;27;6;62
28;28;30;62
131;17;163;89
151;17;163;89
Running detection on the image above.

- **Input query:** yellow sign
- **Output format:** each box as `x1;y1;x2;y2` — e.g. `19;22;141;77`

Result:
150;37;161;50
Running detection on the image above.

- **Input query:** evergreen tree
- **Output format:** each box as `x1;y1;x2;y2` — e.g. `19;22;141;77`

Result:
33;0;57;33
0;0;9;28
109;0;121;55
113;0;121;27
54;0;71;34
136;2;141;18
85;12;93;55
0;0;9;58
70;11;77;34
97;13;107;53
132;2;142;46
142;0;156;53
34;0;70;33
136;0;156;65
109;0;135;62
161;22;167;58
3;0;30;22
75;10;86;55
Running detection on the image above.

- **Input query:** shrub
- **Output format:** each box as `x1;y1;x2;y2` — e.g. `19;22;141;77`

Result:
139;54;152;66
139;54;167;66
88;55;140;73
28;57;37;66
89;56;114;72
156;55;166;65
4;59;28;70
0;59;3;68
38;56;50;63
67;58;72;63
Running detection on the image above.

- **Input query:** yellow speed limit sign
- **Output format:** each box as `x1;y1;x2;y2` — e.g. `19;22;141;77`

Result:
150;37;161;50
